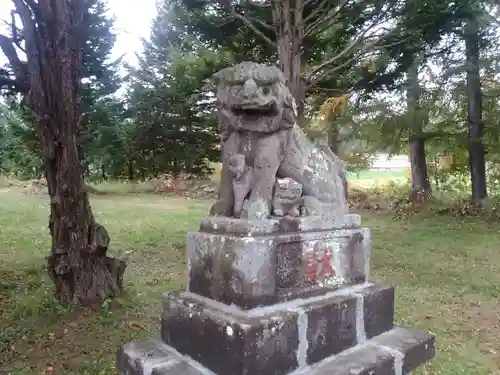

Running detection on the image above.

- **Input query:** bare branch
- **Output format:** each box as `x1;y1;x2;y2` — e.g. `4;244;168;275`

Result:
308;38;361;79
10;10;26;53
308;51;367;88
246;15;275;31
306;5;397;85
11;0;32;27
309;32;414;89
303;0;331;24
215;0;276;46
312;0;390;36
305;14;337;38
304;0;351;37
23;0;39;11
21;0;52;23
11;0;44;107
376;35;413;49
312;86;346;93
307;35;389;87
0;33;28;80
245;0;272;7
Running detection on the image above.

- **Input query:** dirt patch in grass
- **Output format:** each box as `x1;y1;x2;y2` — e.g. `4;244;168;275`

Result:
0;193;499;374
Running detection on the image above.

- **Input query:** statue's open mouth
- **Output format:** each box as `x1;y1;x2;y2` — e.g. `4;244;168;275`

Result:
232;101;278;117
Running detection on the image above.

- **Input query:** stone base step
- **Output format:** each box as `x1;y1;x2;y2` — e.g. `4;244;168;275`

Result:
161;282;395;374
116;326;435;375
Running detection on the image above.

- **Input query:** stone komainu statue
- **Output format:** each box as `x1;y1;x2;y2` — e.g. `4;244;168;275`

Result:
210;62;348;220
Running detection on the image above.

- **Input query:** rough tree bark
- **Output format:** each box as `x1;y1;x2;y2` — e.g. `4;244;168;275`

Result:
272;0;306;112
1;0;125;305
406;53;431;201
464;15;487;204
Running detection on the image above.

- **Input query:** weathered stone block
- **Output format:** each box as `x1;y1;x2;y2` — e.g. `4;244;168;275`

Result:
116;337;195;375
187;231;277;308
358;284;395;339
198;214;362;236
188;219;371;309
151;363;207;375
117;327;435;375
160;282;396;371
304;294;358;364
302;344;396;375
372;326;436;374
161;293;299;375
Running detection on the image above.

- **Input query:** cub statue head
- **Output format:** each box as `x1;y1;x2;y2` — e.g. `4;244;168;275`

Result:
213;62;296;136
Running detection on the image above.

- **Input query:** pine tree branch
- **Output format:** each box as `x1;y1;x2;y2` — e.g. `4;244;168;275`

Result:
303;0;331;24
307;38;362;83
304;0;351;35
306;7;398;86
308;52;368;89
305;2;351;37
215;0;276;47
246;15;275;31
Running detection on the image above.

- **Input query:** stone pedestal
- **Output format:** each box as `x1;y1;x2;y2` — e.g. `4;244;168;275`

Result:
188;214;369;309
117;214;435;375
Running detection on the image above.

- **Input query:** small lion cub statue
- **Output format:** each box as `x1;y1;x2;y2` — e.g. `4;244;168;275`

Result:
272;178;303;217
228;153;253;218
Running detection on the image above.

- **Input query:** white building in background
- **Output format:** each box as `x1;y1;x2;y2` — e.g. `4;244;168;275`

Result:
370;153;410;171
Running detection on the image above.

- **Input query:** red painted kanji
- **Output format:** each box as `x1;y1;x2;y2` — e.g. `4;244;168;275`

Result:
305;242;336;283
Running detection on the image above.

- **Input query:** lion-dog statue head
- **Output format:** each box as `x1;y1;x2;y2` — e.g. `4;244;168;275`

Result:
213;62;297;138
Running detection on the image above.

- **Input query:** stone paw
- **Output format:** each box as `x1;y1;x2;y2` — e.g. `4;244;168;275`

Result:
209;200;232;216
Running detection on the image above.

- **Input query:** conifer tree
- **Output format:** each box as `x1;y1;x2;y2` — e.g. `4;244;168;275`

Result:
125;1;228;178
0;0;125;305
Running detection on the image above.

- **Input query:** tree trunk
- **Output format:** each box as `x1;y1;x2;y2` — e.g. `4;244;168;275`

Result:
327;125;340;155
101;164;107;180
409;138;430;192
12;0;125;305
44;127;125;304
128;161;134;180
464;16;487;203
406;53;431;201
273;0;307;115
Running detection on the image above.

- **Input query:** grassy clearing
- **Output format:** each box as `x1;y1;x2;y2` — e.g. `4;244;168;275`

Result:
347;169;406;180
87;180;158;195
348;170;407;190
0;189;499;375
0;168;405;195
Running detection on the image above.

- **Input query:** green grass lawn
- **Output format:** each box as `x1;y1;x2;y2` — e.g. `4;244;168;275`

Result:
347;169;406;181
0;190;499;374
